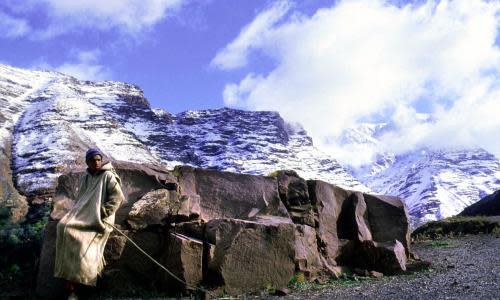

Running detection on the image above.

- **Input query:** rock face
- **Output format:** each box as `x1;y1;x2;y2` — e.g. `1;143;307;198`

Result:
36;163;411;298
205;218;295;294
459;190;500;217
0;138;28;224
176;166;289;222
163;233;204;292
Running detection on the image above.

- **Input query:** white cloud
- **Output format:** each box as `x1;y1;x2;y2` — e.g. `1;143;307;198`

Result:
215;0;500;163
0;11;31;38
36;49;111;81
47;0;183;33
211;0;292;70
2;0;186;39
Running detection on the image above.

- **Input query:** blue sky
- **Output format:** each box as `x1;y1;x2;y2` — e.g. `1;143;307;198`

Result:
0;0;331;112
1;0;500;163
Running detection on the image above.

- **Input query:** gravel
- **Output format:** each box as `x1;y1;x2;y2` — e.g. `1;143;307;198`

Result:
270;234;500;300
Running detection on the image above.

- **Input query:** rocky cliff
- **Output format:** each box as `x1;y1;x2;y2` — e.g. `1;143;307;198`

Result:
37;163;411;298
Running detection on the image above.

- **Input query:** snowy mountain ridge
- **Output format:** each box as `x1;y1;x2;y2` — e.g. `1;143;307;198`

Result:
2;63;499;226
0;64;367;198
343;123;500;226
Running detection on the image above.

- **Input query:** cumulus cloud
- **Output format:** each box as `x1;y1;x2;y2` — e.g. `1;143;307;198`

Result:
36;49;111;81
211;0;292;70
1;0;185;39
0;11;31;38
214;0;500;164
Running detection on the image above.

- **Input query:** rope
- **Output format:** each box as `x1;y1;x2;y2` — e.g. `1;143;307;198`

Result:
103;221;213;297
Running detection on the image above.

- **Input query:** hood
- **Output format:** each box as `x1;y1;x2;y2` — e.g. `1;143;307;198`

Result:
88;161;122;184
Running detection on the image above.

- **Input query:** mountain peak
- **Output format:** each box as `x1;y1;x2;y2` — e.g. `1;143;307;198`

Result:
0;64;367;198
342;122;500;226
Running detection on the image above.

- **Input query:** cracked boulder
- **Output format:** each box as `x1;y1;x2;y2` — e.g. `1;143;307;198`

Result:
176;166;290;222
337;239;407;274
126;189;200;230
205;217;295;294
293;224;322;277
307;180;355;264
161;233;203;292
276;170;315;226
363;194;411;255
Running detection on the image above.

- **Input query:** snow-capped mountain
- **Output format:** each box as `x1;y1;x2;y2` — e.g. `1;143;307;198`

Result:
4;63;498;226
344;123;500;226
0;64;367;198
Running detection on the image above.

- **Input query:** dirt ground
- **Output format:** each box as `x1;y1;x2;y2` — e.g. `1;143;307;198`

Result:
271;234;500;300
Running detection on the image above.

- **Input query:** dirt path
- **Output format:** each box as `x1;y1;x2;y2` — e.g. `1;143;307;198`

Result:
272;234;500;299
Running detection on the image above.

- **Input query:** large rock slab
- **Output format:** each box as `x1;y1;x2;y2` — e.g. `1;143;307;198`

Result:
176;166;290;222
276;170;315;226
337;239;407;274
307;180;343;264
37;164;413;297
205;217;295;293
126;189;200;229
338;191;372;242
101;229;166;292
35;220;65;300
308;181;372;263
294;224;322;277
363;193;411;255
162;233;203;292
50;161;177;223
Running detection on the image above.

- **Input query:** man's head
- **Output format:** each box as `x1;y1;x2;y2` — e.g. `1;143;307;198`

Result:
85;148;103;173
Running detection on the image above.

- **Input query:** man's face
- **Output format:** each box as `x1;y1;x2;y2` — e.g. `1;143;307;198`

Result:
86;155;102;173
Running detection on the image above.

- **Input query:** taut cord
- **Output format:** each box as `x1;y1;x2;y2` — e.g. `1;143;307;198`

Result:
103;221;213;297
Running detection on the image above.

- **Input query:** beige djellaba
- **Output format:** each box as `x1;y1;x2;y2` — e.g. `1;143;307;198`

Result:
54;162;125;286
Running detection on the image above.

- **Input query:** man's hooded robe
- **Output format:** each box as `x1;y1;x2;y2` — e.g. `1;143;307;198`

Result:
54;162;124;286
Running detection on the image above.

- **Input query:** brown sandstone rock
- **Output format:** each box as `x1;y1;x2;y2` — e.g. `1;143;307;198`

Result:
308;181;372;263
337;239;407;274
162;233;203;291
126;189;199;229
50;172;82;220
127;189;176;229
307;180;344;263
369;270;384;279
172;220;205;240
337;191;372;241
276;170;315;226
294;224;322;277
35;220;65;300
119;230;165;276
176;166;290;222
0;138;29;224
50;161;177;223
37;163;413;297
205;218;295;293
104;234;127;261
363;193;411;255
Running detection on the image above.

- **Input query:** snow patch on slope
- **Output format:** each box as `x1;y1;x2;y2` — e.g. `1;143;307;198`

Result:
344;122;500;226
1;64;367;195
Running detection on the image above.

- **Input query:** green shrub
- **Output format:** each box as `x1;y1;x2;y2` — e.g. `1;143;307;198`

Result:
412;216;500;240
289;272;306;288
